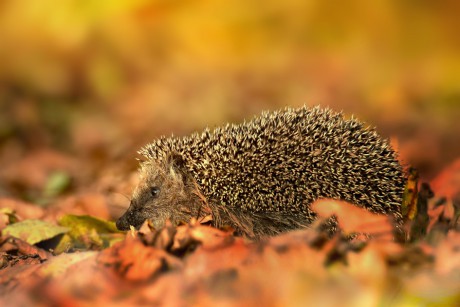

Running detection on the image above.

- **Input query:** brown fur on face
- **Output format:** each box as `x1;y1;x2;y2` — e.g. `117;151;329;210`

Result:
115;153;202;230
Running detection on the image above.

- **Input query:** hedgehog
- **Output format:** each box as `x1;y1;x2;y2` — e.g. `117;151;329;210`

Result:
116;106;405;238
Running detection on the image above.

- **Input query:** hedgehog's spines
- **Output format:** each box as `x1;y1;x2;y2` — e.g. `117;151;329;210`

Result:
132;106;404;237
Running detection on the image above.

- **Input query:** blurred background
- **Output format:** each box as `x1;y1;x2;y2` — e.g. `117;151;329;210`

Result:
0;0;459;203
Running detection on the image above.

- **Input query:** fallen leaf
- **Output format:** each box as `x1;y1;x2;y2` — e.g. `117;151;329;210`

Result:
39;251;97;278
1;220;69;245
0;236;52;262
58;214;123;250
98;235;182;282
58;214;119;235
189;224;235;250
311;199;394;237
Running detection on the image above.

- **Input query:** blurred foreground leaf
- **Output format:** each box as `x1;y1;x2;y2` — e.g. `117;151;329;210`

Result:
40;251;97;278
1;219;69;245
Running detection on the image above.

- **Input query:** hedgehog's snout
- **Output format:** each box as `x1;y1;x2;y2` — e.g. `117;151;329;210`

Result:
116;200;141;231
116;210;130;230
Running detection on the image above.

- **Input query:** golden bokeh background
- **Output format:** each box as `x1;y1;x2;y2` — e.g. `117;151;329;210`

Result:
1;0;459;178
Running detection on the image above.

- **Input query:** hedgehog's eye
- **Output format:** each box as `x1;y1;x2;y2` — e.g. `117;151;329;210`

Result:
150;187;160;198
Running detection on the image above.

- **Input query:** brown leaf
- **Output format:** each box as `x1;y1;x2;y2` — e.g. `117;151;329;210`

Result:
189;225;235;250
311;199;394;237
152;221;176;250
0;236;52;262
170;225;195;253
98;235;182;282
0;237;51;295
0;262;42;295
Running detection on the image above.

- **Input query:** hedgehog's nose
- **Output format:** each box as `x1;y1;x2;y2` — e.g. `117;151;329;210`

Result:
116;212;130;231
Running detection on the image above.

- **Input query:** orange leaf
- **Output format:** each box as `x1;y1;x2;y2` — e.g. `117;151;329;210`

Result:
311;199;394;236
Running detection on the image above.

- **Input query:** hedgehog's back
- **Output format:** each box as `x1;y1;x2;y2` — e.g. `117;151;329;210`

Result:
141;106;405;235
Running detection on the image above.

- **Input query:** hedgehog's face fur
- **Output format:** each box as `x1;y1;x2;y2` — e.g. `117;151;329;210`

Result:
116;153;200;231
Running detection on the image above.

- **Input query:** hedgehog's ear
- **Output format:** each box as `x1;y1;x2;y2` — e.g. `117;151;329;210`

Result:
165;152;188;182
166;152;186;171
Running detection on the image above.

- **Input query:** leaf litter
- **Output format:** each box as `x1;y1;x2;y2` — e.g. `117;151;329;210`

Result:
0;160;459;306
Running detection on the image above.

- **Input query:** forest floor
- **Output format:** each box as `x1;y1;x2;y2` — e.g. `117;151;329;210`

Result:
0;143;459;306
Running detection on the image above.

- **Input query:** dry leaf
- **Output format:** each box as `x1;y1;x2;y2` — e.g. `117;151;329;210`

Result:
99;235;182;282
311;199;394;237
2;220;68;245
